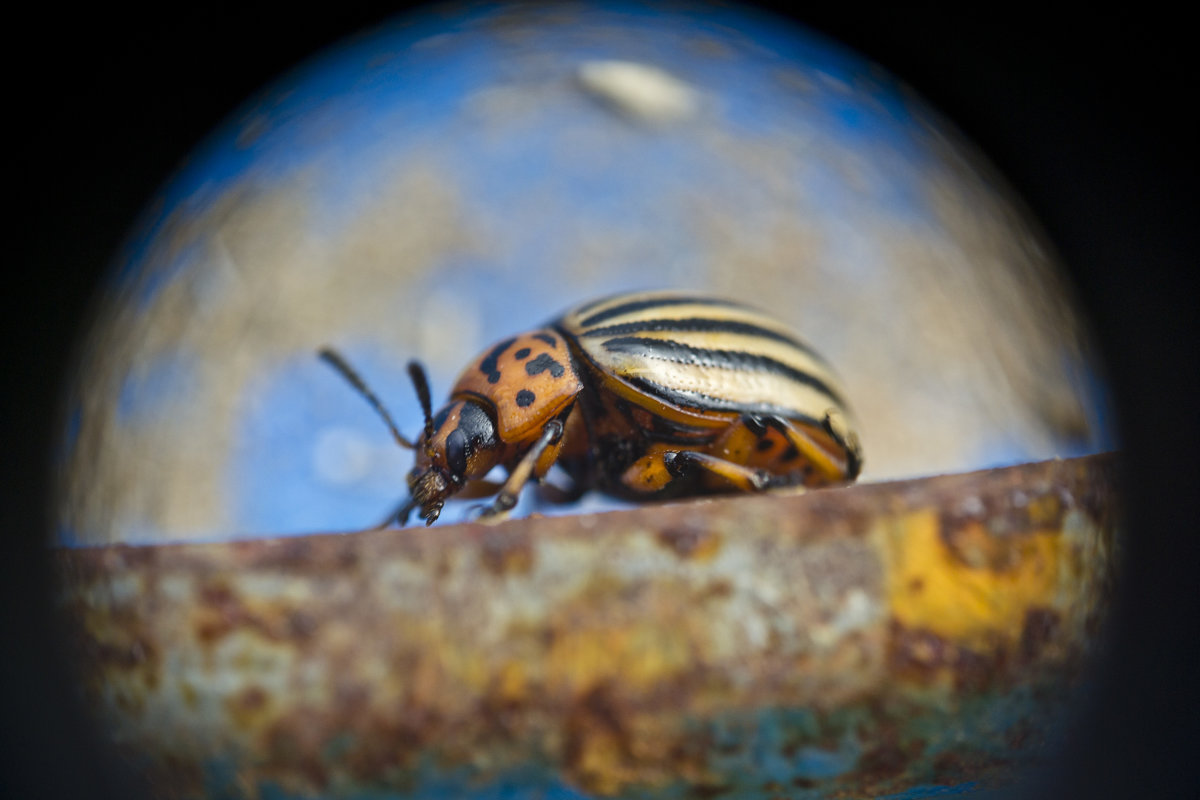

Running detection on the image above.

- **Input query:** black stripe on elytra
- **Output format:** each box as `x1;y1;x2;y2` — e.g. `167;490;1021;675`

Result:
479;337;517;384
566;295;614;317
602;336;845;407
626;376;825;428
532;332;557;347
577;296;746;328
525;352;565;378
581;316;826;363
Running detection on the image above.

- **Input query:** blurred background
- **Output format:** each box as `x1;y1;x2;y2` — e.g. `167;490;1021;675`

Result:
52;3;1112;543
6;2;1195;799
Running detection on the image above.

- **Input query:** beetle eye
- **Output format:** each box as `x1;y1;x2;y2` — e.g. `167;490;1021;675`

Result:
445;428;468;477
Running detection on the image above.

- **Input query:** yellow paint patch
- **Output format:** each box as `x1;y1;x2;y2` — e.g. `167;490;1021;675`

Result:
883;510;1062;649
548;622;692;691
571;726;634;796
493;660;529;704
224;684;273;731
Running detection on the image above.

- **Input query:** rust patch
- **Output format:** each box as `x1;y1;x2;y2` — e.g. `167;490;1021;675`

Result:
192;576;318;647
657;523;722;560
75;603;163;696
1018;606;1061;663
564;682;635;794
53;454;1118;798
801;538;882;601
857;737;924;787
480;528;535;576
193;579;243;644
92;630;159;678
1076;456;1121;527
286;609;318;640
225;684;272;730
940;483;1067;550
261;707;332;789
931;747;1014;786
941;519;1029;572
887;622;1008;691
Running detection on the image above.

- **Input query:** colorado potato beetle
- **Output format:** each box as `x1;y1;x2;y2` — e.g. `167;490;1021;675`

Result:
320;291;862;526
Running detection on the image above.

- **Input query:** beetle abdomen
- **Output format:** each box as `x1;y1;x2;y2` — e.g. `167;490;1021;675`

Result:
557;291;853;428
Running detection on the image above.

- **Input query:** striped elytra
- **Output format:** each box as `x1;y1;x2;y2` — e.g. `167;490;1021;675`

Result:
557;292;851;429
320;290;862;526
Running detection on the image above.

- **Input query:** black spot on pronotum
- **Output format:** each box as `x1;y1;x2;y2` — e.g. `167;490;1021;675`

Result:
479;338;517;384
525;353;565;378
756;438;774;452
782;444;800;463
515;389;536;407
514;347;531;360
533;332;557;347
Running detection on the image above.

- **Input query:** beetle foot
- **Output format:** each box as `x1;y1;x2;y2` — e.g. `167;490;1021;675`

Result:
663;450;691;479
749;469;772;491
474;506;511;524
472;493;517;523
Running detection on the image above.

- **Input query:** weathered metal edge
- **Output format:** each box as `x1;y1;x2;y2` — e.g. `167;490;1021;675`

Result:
55;453;1120;799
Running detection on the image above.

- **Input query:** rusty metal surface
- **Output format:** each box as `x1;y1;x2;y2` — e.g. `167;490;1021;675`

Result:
55;454;1119;798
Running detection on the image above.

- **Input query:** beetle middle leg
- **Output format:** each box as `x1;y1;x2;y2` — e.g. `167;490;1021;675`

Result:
478;419;566;520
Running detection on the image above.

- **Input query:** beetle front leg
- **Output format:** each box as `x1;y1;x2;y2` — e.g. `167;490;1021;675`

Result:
478;419;565;521
384;496;419;528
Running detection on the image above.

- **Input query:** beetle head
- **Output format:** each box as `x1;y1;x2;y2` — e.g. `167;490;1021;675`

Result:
404;398;503;525
318;351;505;527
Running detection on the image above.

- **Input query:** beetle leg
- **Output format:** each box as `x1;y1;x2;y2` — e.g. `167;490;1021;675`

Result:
372;496;418;529
663;450;772;492
758;414;853;484
479;419;565;520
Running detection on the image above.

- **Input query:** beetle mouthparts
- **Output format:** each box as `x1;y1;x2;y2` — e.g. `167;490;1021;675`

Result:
410;469;450;525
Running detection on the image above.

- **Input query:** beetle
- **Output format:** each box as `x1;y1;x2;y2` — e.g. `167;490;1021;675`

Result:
320;290;862;526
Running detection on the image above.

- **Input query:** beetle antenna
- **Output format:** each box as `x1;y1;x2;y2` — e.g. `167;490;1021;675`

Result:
318;347;417;450
406;360;436;456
